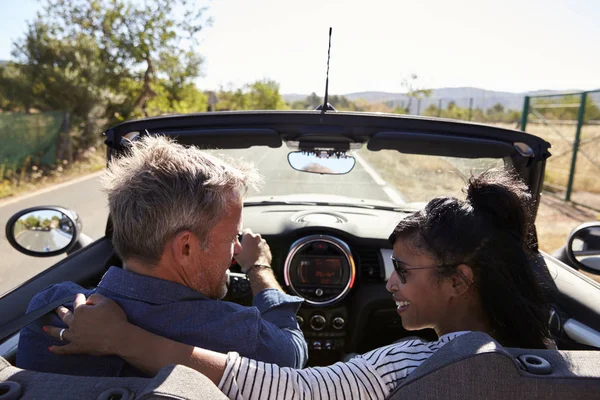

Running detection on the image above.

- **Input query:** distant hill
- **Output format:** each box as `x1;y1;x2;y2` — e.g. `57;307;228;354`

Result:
0;60;8;65
283;87;584;113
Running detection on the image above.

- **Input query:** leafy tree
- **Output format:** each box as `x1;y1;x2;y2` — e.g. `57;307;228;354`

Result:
0;0;210;147
490;103;505;114
306;92;323;109
401;74;432;114
215;80;287;111
423;104;440;116
24;215;40;228
1;21;108;147
0;62;38;112
247;80;288;110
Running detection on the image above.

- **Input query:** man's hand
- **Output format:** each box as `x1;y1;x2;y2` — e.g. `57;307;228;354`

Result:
45;293;129;356
234;229;272;273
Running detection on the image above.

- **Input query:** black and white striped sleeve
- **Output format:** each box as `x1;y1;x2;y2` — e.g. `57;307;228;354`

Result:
362;332;465;389
217;333;464;400
218;352;389;400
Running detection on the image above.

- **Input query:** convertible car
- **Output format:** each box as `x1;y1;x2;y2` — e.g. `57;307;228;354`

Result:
1;111;600;399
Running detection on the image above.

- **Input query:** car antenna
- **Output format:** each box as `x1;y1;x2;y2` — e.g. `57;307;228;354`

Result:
317;27;336;113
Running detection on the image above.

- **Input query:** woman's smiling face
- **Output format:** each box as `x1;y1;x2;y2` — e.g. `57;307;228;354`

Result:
386;237;455;332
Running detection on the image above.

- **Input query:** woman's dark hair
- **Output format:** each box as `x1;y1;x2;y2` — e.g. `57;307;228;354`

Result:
389;169;551;349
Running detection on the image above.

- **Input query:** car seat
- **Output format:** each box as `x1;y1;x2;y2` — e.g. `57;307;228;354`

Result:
387;331;600;400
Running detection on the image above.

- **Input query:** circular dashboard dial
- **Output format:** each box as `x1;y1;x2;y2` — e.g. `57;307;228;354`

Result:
284;235;356;306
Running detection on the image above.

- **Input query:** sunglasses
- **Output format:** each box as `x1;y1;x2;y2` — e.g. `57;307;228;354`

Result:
390;256;440;284
390;256;472;286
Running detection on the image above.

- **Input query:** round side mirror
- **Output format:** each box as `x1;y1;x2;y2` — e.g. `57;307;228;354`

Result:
567;222;600;274
5;206;82;257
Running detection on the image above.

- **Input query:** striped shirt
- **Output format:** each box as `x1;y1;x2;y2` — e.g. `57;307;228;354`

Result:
218;331;468;400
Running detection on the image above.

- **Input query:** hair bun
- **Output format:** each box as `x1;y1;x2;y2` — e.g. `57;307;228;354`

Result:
465;170;533;243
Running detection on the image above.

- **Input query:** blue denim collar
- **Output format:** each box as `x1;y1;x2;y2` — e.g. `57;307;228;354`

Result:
97;266;211;305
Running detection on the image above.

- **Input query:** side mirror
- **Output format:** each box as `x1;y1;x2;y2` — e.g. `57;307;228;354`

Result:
5;206;82;258
567;222;600;274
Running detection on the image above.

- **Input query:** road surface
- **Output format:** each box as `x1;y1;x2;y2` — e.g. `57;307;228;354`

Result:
0;173;109;295
14;228;72;252
0;146;402;295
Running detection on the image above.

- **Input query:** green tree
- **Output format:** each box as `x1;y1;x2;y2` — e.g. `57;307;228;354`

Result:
215;80;287;111
401;74;432;114
423;104;439;117
0;0;210;147
24;215;40;228
306;92;323;109
1;21;108;147
490;103;505;114
247;80;288;110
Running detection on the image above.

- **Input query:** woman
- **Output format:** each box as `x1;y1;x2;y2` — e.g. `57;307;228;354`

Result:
46;169;552;399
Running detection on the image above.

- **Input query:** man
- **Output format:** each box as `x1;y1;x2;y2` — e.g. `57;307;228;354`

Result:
17;135;307;376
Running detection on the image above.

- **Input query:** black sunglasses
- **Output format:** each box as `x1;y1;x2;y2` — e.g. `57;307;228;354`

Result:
390;256;472;286
390;256;439;284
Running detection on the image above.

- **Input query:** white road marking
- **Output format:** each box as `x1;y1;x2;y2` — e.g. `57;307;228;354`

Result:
352;152;386;185
0;171;104;208
353;151;406;204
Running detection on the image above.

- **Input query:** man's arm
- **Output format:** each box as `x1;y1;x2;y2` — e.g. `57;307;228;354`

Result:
235;231;308;368
249;272;308;368
246;265;283;294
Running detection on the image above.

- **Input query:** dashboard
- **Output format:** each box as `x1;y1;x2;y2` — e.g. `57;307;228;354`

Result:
227;204;438;365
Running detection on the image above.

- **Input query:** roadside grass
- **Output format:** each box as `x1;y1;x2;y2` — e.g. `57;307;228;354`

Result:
0;148;105;201
357;149;502;203
491;122;600;207
357;146;599;256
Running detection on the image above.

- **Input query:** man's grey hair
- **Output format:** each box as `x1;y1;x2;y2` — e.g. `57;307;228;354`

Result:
102;135;262;264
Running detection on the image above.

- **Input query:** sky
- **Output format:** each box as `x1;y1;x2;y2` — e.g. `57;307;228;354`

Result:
0;0;598;95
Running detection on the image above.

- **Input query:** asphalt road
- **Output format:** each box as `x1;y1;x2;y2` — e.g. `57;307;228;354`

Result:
0;173;109;296
15;229;72;252
218;146;399;201
0;147;401;295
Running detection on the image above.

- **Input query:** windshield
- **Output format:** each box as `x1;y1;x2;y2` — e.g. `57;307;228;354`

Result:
210;146;504;207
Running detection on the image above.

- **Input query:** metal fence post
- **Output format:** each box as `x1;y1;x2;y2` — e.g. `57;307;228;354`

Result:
64;111;72;165
565;92;587;202
437;99;442;117
417;99;421;115
520;96;530;131
468;98;473;121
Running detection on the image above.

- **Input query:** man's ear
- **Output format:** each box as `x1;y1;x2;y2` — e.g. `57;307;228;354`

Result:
450;264;474;297
171;231;195;265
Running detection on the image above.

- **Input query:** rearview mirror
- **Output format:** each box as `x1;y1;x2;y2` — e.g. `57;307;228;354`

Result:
288;151;356;175
5;206;82;257
567;223;600;274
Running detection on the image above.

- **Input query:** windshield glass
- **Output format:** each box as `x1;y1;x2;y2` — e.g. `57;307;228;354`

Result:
210;146;505;206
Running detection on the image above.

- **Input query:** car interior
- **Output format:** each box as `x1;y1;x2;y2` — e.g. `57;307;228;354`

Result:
1;112;600;399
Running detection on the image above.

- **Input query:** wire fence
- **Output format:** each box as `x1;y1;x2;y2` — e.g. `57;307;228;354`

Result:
386;96;523;124
521;90;600;210
393;91;600;210
0;111;67;184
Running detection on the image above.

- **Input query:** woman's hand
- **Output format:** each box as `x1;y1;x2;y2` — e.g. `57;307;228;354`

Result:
45;293;129;356
45;292;228;382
